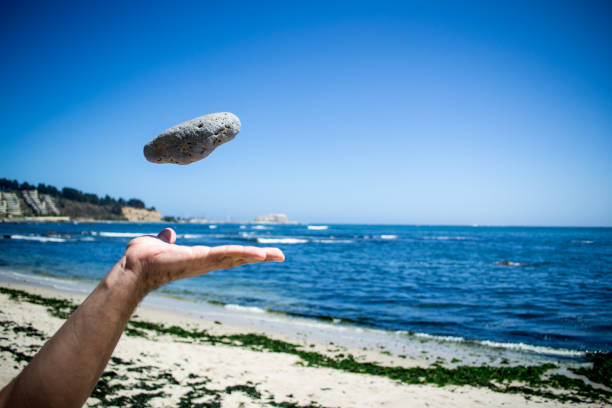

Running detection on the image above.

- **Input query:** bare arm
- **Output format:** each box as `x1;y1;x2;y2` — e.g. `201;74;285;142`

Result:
0;228;284;408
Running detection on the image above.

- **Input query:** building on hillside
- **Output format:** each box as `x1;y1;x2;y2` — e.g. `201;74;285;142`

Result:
0;192;23;217
22;190;61;216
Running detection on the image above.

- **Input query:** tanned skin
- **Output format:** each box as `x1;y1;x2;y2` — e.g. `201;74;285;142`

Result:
0;228;284;408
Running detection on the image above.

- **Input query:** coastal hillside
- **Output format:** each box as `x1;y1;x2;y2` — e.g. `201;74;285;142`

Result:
0;178;161;222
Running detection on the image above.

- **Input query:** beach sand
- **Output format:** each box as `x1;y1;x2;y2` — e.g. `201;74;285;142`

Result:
1;280;609;407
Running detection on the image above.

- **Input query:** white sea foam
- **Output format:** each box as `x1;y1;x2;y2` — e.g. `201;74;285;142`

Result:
256;238;308;244
79;237;96;242
9;235;66;243
380;235;398;240
308;225;328;230
408;332;585;358
224;304;266;314
313;239;354;244
239;225;247;229
252;225;271;230
424;236;468;241
209;225;217;229
0;270;93;294
97;232;153;238
477;340;585;358
413;332;466;343
181;234;204;239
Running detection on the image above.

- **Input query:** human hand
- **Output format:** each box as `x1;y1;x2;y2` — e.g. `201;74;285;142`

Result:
121;228;284;294
0;227;284;408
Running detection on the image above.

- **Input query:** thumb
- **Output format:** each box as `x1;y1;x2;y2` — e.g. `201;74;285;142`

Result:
157;228;177;244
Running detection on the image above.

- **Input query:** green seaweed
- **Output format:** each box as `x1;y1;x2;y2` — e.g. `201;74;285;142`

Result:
0;319;47;340
123;319;611;403
0;345;33;363
2;285;611;404
269;401;326;408
104;392;166;407
570;352;612;388
225;384;261;399
90;370;131;403
0;286;77;319
125;326;148;338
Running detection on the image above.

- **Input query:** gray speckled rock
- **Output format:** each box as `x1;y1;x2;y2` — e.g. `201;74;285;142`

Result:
144;112;241;165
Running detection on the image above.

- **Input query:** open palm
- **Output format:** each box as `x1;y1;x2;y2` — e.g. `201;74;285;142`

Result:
123;228;285;291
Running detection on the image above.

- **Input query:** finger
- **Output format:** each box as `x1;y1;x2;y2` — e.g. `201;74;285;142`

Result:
184;245;283;277
209;246;285;263
263;247;285;262
211;245;266;263
203;245;277;269
157;228;176;244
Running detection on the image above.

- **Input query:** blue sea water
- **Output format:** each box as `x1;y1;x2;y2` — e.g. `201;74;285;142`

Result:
1;223;611;353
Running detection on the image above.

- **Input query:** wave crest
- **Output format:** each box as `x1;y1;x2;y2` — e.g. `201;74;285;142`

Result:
257;238;308;244
9;234;66;243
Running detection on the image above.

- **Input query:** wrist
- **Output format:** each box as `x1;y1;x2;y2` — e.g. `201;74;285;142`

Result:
102;257;151;304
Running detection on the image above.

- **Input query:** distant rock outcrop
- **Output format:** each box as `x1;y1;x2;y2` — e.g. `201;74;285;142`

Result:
252;213;297;225
121;207;162;222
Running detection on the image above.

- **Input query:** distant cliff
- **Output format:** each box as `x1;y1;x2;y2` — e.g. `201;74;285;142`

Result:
0;178;161;222
121;207;162;222
252;213;297;224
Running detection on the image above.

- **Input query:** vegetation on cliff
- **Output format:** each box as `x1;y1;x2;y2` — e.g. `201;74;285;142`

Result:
0;178;156;220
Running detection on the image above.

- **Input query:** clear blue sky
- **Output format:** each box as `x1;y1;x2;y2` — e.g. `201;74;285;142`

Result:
1;1;611;225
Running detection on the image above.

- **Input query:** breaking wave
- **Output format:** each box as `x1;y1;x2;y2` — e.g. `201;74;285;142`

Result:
95;231;153;238
313;239;354;244
8;234;67;243
181;234;205;239
407;332;585;358
256;238;309;244
380;235;398;240
224;304;266;314
423;236;469;241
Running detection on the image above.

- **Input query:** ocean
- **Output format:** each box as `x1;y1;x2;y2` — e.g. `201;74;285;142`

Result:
1;223;610;355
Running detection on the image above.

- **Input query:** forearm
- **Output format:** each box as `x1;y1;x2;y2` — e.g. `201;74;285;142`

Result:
0;257;146;408
0;228;283;408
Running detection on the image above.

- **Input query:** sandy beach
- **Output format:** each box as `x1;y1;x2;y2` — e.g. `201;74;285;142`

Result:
1;277;609;407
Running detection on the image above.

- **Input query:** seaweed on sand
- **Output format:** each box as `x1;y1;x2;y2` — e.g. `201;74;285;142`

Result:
124;318;612;403
0;286;77;319
2;285;611;404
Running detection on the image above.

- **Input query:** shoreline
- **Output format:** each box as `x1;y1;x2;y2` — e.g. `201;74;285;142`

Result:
2;273;611;406
2;218;611;228
0;268;588;363
0;217;300;225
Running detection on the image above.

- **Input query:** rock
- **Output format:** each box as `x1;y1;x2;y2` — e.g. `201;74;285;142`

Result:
121;207;162;222
144;112;241;165
252;213;297;225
